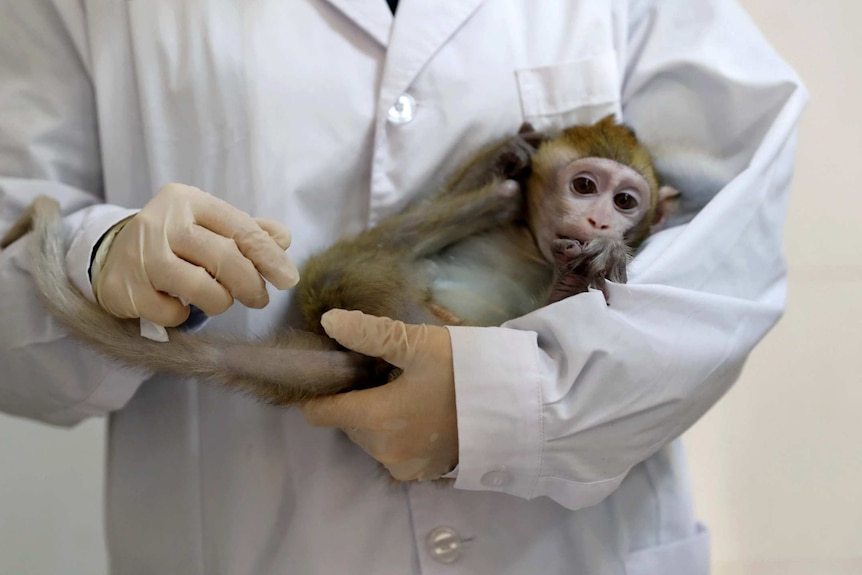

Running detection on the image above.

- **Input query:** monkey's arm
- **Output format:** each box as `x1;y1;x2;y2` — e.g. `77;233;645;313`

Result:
446;0;807;510
0;1;147;425
367;179;523;259
297;140;535;330
442;125;544;197
356;127;544;259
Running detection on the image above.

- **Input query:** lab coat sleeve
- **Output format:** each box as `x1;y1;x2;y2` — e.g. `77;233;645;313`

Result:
449;0;808;509
0;0;148;426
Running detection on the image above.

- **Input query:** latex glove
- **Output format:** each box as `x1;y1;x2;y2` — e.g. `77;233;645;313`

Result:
93;183;298;327
302;309;459;481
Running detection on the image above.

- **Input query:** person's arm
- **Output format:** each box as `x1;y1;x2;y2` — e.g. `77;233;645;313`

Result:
0;0;149;425
299;0;807;499
0;2;299;425
449;0;808;508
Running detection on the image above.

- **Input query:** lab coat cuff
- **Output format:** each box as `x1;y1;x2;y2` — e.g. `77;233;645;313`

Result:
43;365;151;427
65;206;139;303
447;326;542;499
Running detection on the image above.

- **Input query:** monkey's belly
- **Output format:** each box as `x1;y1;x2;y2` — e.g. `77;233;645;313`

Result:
425;230;552;327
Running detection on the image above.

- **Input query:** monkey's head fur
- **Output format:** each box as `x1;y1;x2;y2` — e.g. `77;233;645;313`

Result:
530;115;667;247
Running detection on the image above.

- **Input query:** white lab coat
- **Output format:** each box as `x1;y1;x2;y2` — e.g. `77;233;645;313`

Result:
0;0;806;573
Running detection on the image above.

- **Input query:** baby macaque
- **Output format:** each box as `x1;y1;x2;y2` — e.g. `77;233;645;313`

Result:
1;116;677;404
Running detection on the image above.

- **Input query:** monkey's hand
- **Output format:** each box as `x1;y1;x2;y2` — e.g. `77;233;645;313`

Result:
93;184;298;327
302;309;458;481
548;237;630;304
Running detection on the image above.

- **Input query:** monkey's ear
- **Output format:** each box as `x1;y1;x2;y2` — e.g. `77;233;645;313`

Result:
650;185;681;234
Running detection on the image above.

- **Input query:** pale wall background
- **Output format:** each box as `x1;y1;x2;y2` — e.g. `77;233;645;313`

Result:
1;1;860;574
684;1;862;574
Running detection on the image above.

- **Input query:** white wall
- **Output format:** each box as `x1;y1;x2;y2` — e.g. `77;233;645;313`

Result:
1;2;860;574
0;417;107;574
685;1;862;574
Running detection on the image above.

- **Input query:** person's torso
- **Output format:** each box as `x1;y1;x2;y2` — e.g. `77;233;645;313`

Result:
83;1;706;572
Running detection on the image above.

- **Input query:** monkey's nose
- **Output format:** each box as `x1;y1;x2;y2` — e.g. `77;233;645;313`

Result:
588;218;609;230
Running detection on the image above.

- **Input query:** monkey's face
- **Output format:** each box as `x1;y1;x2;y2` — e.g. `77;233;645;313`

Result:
527;156;653;264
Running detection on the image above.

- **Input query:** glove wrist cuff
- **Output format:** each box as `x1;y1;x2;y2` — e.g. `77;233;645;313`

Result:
90;215;134;304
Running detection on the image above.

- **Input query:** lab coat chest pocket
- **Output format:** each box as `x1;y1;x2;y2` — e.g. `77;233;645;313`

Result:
515;51;622;131
625;523;710;575
126;1;253;210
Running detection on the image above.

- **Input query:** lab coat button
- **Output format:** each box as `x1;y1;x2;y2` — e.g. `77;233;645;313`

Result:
480;469;511;488
387;93;416;124
426;526;462;564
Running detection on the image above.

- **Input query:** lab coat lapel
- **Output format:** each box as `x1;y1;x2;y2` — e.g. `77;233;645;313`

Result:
321;0;392;47
381;0;486;99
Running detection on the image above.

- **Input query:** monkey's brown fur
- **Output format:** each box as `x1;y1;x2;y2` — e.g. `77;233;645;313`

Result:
1;117;671;404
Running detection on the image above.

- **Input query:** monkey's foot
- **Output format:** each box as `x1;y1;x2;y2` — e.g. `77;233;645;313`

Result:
428;303;464;326
516;122;548;148
496;130;547;182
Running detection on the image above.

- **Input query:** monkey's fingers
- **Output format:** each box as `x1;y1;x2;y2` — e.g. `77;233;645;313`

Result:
550;237;585;269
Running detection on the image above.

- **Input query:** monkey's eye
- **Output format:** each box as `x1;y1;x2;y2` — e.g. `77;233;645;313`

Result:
614;192;639;211
570;177;597;195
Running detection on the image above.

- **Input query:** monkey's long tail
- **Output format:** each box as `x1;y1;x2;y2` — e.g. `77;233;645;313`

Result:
17;196;376;404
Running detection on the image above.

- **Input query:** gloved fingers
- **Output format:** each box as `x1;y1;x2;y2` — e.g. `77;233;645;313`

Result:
342;427;391;457
254;218;293;250
189;193;299;290
301;387;390;430
303;312;459;482
232;226;299;290
343;429;422;468
169;224;270;309
320;309;422;368
93;258;191;326
384;458;435;482
118;287;191;327
147;257;236;317
343;427;451;482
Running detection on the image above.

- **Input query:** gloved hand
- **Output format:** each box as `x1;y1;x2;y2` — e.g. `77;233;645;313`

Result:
302;309;459;481
92;183;298;327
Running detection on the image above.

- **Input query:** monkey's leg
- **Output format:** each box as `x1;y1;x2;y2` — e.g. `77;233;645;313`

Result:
368;179;524;259
548;238;630;304
345;126;544;259
444;125;546;197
